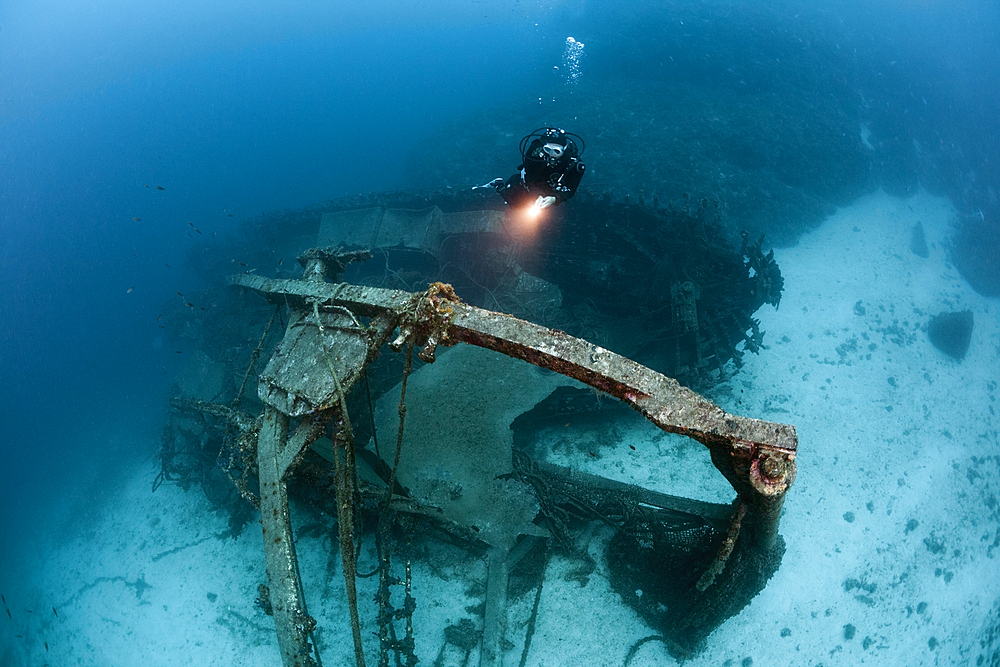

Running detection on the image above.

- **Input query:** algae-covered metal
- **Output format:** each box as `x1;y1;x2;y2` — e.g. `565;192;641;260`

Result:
210;246;797;666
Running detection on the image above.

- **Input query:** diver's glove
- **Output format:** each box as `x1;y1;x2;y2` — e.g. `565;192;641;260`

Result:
473;178;505;190
534;195;557;210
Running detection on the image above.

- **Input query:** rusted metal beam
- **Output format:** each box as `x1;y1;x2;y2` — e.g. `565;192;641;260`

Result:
229;273;797;542
257;406;314;667
229;274;793;446
247;260;397;667
169;396;255;432
229;265;798;664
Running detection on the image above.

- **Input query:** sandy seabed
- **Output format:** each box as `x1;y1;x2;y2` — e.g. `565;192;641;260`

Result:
2;189;998;667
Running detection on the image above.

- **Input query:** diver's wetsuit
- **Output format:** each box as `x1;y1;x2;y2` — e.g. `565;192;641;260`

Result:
496;130;586;209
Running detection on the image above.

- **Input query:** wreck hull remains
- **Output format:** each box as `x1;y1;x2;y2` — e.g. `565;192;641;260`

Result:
162;189;794;665
307;188;783;386
208;243;797;665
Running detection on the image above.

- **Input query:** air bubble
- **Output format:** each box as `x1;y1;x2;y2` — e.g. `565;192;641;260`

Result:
561;36;585;85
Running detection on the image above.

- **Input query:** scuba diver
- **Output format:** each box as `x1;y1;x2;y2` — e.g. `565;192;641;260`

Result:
479;127;586;213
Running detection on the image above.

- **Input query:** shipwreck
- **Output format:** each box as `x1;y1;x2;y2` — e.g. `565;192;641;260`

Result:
158;190;797;666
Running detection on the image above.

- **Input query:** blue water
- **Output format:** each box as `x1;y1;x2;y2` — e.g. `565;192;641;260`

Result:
1;0;997;664
0;0;557;539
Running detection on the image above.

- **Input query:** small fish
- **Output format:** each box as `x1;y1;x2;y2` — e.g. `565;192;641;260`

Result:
184;302;194;308
188;221;194;227
176;350;183;354
157;315;162;321
164;263;170;268
227;213;233;217
156;185;165;191
1;594;5;605
52;606;58;617
133;217;141;222
175;291;184;297
5;608;9;619
44;641;48;651
238;262;246;266
127;287;134;294
193;227;201;234
278;259;283;266
144;184;150;188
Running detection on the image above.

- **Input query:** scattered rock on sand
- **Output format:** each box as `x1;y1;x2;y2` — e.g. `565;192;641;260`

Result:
927;310;974;360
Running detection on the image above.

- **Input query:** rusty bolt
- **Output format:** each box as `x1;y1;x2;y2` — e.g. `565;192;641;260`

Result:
759;454;786;481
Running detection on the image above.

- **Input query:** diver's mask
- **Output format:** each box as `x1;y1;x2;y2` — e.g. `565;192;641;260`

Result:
541;143;565;160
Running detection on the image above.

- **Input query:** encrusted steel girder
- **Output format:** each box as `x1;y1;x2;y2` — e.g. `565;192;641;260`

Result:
229;270;797;548
228;248;797;665
257;406;313;667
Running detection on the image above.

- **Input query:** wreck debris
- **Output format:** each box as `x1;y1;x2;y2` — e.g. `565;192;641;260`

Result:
181;188;784;393
229;267;795;506
180;244;798;665
294;188;783;385
697;500;748;592
254;248;395;667
164;213;797;665
740;230;784;311
257;406;317;666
